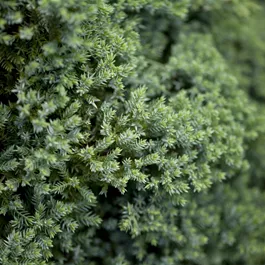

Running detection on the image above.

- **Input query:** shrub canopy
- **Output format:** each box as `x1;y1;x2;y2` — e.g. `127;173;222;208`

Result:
0;0;265;265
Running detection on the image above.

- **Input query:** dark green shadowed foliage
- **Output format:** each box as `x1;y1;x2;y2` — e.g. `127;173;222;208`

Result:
0;0;265;264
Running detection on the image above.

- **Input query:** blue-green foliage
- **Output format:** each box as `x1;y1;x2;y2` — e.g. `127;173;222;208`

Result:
0;0;265;264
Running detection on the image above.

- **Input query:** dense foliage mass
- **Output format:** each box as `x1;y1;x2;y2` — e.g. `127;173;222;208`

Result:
0;0;265;264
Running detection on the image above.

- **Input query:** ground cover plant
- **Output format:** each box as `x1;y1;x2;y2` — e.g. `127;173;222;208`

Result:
0;0;265;264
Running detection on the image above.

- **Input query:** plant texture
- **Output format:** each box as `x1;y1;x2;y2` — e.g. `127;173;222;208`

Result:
0;1;265;265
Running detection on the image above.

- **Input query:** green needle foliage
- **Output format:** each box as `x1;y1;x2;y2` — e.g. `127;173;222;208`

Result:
0;0;265;264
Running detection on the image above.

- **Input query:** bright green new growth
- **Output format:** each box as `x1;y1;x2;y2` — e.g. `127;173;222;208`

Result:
0;0;265;265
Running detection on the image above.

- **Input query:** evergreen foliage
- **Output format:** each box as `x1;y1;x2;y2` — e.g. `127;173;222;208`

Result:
0;0;265;264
